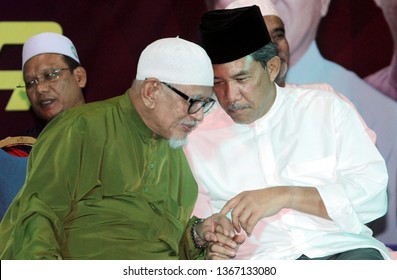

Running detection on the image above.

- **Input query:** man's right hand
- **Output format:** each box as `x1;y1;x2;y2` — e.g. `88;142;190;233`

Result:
206;234;246;260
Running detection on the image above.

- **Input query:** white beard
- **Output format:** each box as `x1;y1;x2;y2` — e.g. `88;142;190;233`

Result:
168;137;187;149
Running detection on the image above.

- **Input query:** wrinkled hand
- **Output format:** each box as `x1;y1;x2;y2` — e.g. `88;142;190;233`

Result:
197;213;235;244
206;234;246;260
220;188;286;236
196;213;245;260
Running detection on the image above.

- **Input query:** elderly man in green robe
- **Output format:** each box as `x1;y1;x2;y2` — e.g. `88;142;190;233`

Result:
0;37;238;260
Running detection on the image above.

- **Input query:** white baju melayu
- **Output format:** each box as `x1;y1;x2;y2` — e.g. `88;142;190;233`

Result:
184;85;391;259
287;41;397;246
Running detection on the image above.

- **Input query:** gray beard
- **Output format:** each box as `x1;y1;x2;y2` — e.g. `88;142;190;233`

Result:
168;137;187;149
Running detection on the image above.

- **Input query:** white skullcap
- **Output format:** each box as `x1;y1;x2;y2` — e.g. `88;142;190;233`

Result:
226;0;280;17
22;32;80;68
136;37;214;86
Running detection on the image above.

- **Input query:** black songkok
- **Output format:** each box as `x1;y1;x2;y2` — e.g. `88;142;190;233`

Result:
199;5;271;64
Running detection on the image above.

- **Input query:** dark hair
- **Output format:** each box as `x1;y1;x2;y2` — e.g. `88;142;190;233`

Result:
62;55;81;71
62;55;86;95
251;42;278;70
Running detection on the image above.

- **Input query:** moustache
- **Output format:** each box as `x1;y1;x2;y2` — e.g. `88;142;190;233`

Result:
227;103;251;111
179;119;199;128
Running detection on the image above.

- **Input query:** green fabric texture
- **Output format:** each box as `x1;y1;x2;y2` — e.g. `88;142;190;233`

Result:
0;91;199;260
179;216;207;260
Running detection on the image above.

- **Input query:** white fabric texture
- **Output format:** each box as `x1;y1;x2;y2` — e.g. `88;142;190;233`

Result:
22;32;80;67
226;0;280;17
136;37;213;86
287;42;397;246
184;85;390;260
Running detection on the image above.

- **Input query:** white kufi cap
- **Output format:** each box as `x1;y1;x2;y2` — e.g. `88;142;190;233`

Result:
226;0;280;17
136;37;213;86
22;32;80;67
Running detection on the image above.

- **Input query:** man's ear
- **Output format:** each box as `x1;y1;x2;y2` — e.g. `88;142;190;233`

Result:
140;79;159;109
73;66;87;88
266;56;281;83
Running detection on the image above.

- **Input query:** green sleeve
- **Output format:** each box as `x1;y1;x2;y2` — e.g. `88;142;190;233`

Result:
0;120;85;259
179;216;207;260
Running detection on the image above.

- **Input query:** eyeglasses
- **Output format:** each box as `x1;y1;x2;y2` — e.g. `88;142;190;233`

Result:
17;68;70;90
161;82;215;114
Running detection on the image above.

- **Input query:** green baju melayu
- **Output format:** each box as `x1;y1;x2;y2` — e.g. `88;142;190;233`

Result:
0;92;202;260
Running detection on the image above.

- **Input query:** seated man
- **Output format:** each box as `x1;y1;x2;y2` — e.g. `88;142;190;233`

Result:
184;5;391;260
218;0;376;142
274;0;397;246
0;37;236;260
19;32;87;139
0;33;87;219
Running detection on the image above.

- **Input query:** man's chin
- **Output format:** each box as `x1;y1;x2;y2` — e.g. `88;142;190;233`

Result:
168;137;187;149
36;108;61;122
228;112;251;125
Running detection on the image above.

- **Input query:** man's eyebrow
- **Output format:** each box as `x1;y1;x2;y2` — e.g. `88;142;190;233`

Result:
214;70;250;80
25;67;55;78
272;27;286;33
232;70;250;78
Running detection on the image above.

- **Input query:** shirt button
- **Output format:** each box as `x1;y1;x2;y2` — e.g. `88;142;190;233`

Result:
149;203;156;210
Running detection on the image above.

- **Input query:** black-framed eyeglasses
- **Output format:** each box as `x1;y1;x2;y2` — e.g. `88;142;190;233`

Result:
17;68;70;90
161;82;215;114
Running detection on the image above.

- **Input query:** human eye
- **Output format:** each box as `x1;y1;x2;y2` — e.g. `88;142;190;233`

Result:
213;79;225;87
272;30;286;42
44;69;60;81
25;79;37;89
188;99;206;114
236;76;249;83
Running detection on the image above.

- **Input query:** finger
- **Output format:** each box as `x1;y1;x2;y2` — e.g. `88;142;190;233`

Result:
220;197;238;215
201;216;221;242
205;227;235;245
204;231;218;243
233;234;246;245
215;221;235;238
229;206;243;233
214;224;228;237
215;231;237;249
244;212;262;236
237;207;252;233
220;197;243;233
208;242;237;258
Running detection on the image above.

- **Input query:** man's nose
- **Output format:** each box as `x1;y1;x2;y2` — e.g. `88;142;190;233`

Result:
35;80;50;94
225;81;242;103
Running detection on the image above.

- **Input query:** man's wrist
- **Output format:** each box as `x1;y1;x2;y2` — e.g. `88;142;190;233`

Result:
191;218;208;249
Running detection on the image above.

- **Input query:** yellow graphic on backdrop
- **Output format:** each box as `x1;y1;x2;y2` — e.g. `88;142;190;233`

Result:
0;22;63;111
